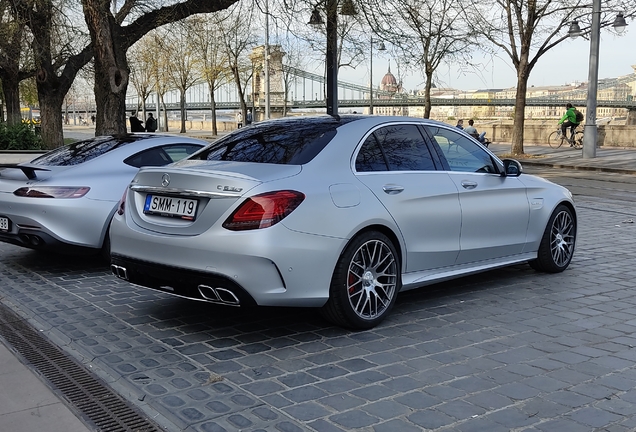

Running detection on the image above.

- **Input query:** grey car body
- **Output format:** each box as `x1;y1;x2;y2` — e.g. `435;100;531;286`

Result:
110;116;577;328
0;134;206;254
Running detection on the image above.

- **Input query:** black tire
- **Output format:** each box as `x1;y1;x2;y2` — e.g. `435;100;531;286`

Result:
529;204;576;273
321;231;400;329
100;226;111;264
548;131;564;149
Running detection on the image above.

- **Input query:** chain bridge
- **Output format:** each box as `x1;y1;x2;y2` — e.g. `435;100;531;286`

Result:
125;45;636;115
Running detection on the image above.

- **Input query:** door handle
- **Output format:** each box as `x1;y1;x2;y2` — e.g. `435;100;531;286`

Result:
382;185;404;194
461;181;478;189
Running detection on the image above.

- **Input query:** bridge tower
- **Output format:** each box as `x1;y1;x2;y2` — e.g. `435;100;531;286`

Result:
249;45;286;121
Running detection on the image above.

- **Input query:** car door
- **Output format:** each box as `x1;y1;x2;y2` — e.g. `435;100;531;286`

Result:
423;126;530;264
354;123;461;273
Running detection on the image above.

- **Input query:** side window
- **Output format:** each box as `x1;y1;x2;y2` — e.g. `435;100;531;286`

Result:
373;124;436;171
163;144;203;162
426;127;497;173
356;134;389;172
125;144;201;168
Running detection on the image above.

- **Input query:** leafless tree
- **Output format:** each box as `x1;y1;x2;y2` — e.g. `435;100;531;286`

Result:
146;30;173;132
0;1;34;125
163;22;202;133
188;16;231;135
273;0;369;96
465;0;635;155
81;0;241;137
128;40;155;123
279;36;310;116
215;3;258;122
364;0;471;118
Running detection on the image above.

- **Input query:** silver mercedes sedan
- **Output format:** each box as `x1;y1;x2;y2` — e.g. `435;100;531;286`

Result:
0;134;206;257
110;116;576;329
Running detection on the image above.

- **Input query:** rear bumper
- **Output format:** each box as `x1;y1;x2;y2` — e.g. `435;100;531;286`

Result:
0;194;114;250
111;254;258;306
0;228;99;255
109;211;348;307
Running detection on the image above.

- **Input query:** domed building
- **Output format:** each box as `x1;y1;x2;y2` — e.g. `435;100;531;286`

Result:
374;62;406;116
380;65;400;95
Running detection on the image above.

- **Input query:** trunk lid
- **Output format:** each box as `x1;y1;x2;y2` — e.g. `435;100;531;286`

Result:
127;161;301;235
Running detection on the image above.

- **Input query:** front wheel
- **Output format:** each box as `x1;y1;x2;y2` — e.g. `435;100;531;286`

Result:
548;131;565;148
529;204;576;273
321;231;400;329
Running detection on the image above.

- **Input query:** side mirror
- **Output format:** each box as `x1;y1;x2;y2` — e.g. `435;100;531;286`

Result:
502;159;522;177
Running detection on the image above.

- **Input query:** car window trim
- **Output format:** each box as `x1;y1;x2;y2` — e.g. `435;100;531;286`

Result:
352;121;440;174
420;124;505;174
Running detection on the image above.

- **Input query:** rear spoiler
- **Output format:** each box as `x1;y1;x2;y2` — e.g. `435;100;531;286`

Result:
0;164;50;180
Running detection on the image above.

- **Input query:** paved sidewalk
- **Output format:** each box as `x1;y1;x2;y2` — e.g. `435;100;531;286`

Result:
0;341;91;432
0;134;634;432
488;142;636;174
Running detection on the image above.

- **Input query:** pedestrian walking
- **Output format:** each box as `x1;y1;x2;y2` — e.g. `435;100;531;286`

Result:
246;109;253;125
236;111;243;129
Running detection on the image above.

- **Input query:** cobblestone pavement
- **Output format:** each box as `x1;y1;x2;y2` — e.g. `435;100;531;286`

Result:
1;195;636;432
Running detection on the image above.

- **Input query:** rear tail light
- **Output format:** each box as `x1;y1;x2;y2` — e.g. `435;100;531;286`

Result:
223;190;305;231
13;186;90;198
116;188;127;215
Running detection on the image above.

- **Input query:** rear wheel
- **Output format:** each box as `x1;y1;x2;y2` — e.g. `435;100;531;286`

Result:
100;226;111;264
548;131;565;148
321;231;400;329
529;204;576;273
572;131;584;149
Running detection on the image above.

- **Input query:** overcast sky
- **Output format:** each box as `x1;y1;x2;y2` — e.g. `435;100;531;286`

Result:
337;27;635;92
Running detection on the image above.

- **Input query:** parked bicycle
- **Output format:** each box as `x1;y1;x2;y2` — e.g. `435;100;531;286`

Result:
548;126;583;149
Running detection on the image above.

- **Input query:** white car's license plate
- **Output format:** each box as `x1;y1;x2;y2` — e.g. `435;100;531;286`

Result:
143;195;198;220
0;216;8;231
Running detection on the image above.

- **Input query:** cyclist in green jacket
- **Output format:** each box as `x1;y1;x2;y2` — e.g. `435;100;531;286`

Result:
558;103;579;145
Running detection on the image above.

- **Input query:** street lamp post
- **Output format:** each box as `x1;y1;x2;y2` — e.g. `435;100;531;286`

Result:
569;9;628;158
325;0;338;116
369;38;386;115
309;0;357;116
582;0;601;159
264;0;271;119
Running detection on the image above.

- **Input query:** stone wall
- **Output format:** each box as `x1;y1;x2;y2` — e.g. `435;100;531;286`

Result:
455;121;636;148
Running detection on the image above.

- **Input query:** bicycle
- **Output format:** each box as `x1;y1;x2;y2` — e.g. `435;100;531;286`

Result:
548;126;583;149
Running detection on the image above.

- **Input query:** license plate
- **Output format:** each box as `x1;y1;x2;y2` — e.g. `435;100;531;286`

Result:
143;195;198;220
0;216;8;231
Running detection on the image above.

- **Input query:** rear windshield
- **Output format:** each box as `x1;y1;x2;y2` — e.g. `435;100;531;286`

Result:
193;116;358;165
30;135;147;166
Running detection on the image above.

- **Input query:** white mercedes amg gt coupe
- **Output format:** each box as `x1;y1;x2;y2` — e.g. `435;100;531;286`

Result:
0;134;206;256
110;116;576;329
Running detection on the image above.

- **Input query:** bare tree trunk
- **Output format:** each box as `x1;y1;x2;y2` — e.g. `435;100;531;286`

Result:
179;89;186;133
209;90;218;135
231;66;247;121
1;75;22;126
161;97;169;132
38;91;65;149
423;71;433;119
82;1;129;135
511;73;529;155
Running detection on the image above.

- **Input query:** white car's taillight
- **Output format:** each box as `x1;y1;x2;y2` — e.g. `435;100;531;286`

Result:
223;190;305;231
116;189;127;215
13;186;90;198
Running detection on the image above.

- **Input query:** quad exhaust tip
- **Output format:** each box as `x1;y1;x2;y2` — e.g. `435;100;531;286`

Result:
198;285;240;306
110;264;128;280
